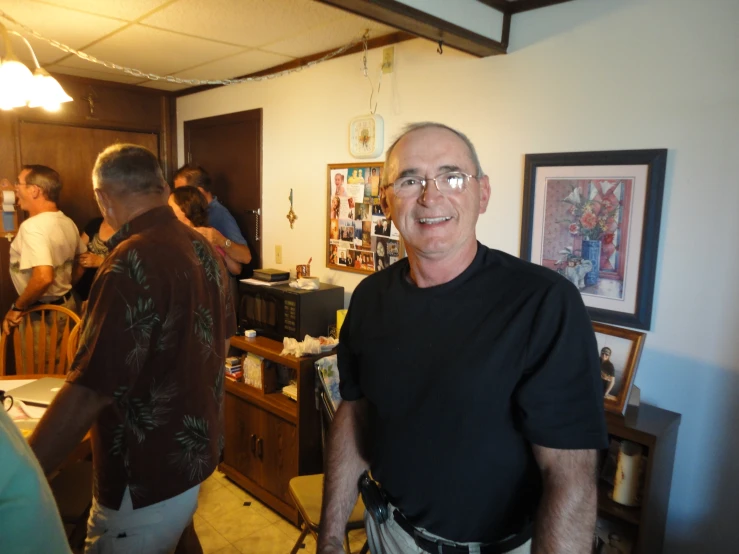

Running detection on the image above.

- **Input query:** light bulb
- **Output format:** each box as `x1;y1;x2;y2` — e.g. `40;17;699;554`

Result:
0;58;34;110
28;69;73;111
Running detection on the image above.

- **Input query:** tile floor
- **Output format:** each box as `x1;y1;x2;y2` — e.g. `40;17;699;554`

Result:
195;469;368;554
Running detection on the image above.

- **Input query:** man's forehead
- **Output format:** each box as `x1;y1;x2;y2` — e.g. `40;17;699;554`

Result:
389;128;474;174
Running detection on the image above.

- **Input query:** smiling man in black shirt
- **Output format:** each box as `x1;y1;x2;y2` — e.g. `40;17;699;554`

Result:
318;123;608;554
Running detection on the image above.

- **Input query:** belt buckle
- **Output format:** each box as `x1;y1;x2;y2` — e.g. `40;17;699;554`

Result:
412;529;467;554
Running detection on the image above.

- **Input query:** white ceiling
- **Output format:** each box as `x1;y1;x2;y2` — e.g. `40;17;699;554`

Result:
0;0;397;91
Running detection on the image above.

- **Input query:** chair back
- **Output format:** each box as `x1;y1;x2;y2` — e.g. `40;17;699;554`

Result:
67;323;81;368
0;304;81;376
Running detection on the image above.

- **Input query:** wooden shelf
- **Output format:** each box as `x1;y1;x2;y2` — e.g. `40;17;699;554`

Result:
225;378;297;424
598;482;641;526
230;335;325;370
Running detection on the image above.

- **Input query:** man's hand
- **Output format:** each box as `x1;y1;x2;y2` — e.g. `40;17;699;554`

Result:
2;307;23;335
79;252;105;269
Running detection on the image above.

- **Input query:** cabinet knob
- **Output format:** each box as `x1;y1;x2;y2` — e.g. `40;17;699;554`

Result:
250;433;257;454
256;437;263;459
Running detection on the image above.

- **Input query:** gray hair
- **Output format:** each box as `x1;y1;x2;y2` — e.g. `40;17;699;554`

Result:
22;165;62;203
93;144;168;197
382;122;484;187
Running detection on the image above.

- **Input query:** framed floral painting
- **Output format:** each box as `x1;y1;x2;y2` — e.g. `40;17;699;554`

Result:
520;149;667;330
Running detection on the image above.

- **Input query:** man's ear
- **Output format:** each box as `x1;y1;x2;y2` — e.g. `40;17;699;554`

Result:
478;175;491;214
380;187;391;219
94;187;111;216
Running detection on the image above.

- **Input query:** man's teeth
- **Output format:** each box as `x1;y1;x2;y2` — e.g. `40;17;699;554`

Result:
419;217;452;224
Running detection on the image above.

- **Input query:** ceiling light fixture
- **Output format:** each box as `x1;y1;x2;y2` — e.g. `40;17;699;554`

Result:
0;22;72;111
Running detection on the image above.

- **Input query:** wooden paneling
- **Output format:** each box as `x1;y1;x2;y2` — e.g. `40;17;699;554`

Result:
18;123;159;229
0;73;175;319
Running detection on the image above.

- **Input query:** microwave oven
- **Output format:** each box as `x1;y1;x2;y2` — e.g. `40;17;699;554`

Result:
237;281;345;342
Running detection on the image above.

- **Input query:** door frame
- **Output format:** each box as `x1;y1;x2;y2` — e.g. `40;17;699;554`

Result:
183;108;263;265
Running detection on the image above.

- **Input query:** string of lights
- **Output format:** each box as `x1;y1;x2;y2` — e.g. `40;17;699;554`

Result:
0;8;369;86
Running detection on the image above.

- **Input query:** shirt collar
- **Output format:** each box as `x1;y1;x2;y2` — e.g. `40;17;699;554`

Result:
106;205;176;250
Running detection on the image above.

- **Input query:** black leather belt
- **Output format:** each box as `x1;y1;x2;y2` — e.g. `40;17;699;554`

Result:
33;290;72;307
392;510;532;554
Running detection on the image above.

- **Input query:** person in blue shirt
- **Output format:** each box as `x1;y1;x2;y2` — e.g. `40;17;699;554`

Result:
173;165;252;267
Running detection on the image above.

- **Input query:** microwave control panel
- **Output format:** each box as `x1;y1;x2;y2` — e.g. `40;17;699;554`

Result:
283;299;297;333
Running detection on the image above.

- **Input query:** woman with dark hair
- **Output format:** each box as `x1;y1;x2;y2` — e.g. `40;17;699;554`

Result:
75;217;115;302
169;186;241;275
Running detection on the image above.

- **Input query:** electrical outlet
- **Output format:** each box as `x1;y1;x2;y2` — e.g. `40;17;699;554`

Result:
275;245;282;264
382;46;394;74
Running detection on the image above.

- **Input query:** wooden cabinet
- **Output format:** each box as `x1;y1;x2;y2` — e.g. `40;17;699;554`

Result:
220;336;326;524
599;403;681;554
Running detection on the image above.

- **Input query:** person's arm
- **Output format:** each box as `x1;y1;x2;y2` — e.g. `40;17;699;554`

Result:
214;245;242;275
2;265;53;334
531;446;598;554
317;399;370;553
29;383;112;475
195;226;252;265
604;377;615;397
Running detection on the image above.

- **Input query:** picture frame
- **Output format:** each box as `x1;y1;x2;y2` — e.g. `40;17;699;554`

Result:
520;149;667;330
327;162;403;275
594;322;646;415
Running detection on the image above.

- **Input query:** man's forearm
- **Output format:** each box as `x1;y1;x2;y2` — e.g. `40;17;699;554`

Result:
72;260;85;286
226;241;251;264
29;382;111;475
318;399;370;552
532;451;598;554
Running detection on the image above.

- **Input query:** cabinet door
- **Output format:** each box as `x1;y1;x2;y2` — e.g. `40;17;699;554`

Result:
260;412;298;504
223;392;262;484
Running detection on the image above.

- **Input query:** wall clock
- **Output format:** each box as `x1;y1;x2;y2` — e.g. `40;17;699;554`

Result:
349;114;384;159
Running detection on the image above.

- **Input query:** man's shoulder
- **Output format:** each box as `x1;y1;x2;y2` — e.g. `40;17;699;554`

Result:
477;245;565;288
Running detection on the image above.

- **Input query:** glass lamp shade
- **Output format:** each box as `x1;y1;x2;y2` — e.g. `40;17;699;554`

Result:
28;69;73;111
0;58;34;110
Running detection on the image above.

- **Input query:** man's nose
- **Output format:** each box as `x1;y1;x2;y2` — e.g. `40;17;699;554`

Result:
420;178;443;203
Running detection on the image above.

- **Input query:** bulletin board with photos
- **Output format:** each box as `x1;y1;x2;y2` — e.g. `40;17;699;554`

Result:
327;162;403;275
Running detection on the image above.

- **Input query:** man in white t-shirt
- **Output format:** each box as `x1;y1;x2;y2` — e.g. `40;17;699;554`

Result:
2;165;83;347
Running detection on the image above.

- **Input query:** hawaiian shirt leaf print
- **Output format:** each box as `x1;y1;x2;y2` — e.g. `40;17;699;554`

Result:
66;206;236;510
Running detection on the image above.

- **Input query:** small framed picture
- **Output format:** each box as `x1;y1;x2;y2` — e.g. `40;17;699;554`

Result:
594;322;646;415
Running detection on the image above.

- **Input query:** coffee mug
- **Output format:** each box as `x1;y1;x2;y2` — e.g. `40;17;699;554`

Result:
296;264;310;279
0;390;13;412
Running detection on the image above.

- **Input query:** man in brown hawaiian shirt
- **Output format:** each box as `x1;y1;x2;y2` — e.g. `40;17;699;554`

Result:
30;144;235;553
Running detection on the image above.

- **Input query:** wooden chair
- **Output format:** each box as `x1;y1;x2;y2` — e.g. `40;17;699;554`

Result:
288;372;369;554
0;304;80;376
66;322;81;368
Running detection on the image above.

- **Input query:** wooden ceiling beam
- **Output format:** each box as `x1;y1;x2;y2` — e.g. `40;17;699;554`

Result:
507;0;574;15
316;0;508;57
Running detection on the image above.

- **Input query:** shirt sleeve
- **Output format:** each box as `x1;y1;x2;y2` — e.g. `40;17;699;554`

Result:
514;279;608;450
337;297;363;401
213;208;248;246
66;263;154;398
18;228;53;270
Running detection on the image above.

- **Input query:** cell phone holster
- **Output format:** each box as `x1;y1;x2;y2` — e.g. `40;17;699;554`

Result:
358;470;389;524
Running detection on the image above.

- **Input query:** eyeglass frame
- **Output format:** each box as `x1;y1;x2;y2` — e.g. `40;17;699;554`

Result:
381;170;479;198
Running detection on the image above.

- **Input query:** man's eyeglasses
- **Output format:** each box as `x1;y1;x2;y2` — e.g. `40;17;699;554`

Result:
385;171;476;198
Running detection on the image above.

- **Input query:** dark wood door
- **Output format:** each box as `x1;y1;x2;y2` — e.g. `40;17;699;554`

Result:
184;109;262;269
18;122;159;230
260;412;297;504
223;392;263;484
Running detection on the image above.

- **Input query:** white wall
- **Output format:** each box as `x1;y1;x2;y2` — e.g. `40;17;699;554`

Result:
178;0;739;550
